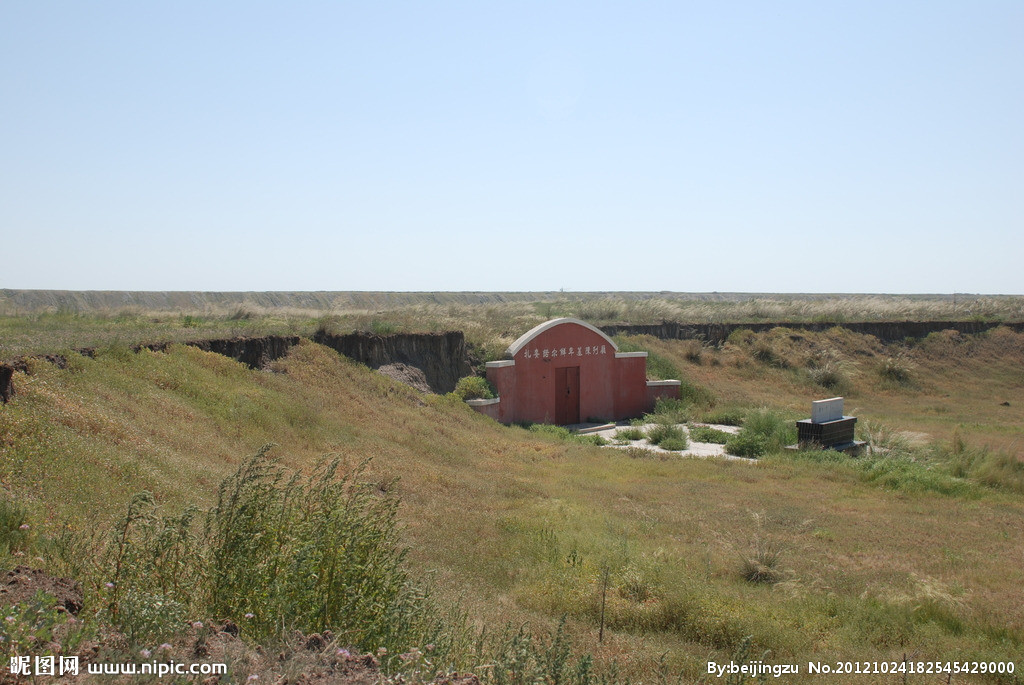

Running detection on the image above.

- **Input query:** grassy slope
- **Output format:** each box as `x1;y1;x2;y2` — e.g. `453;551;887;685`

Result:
1;338;1023;682
641;325;1024;453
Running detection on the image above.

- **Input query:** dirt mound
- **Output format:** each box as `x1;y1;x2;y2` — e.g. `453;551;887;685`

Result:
0;566;83;615
377;363;431;392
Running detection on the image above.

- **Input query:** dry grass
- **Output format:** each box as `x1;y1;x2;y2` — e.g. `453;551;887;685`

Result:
1;337;1022;681
2;310;1024;682
4;291;1023;361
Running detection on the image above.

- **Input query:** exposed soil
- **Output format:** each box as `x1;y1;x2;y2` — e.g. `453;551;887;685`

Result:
377;363;432;393
313;331;472;394
0;565;83;616
140;336;301;370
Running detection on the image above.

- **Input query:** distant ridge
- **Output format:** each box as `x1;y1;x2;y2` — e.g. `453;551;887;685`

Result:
1;289;1013;315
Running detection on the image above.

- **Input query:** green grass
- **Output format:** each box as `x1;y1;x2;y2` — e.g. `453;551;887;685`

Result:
524;423;607;447
687;425;731;444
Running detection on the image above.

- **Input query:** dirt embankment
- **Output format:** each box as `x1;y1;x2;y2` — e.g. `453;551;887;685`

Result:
0;336;302;403
600;320;1024;345
313;331;473;394
140;335;302;369
1;331;474;402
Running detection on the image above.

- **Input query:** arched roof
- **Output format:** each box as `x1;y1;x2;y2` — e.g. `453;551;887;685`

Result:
505;318;619;359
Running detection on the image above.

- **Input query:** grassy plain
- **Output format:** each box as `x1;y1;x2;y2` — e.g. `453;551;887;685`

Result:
1;297;1023;683
3;290;1024;359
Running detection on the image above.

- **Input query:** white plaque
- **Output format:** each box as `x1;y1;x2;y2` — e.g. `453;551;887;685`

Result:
811;397;844;424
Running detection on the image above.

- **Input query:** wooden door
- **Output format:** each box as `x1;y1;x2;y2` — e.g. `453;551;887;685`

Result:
555;366;580;425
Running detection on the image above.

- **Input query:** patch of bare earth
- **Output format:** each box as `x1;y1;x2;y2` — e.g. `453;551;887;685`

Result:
0;567;479;685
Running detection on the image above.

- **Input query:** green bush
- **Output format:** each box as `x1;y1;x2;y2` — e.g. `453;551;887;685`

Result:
720;406;795;458
646;423;687;449
739;408;797;452
724;432;770;458
688;425;731;444
646;397;691;424
658;437;689;452
614;427;645;442
453;376;496;400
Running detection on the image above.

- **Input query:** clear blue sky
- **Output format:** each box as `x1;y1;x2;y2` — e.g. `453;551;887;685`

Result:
2;2;1022;293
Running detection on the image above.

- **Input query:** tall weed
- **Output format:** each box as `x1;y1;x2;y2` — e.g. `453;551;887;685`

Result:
95;446;445;654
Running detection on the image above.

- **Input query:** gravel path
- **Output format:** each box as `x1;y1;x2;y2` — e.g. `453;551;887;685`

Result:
582;422;756;461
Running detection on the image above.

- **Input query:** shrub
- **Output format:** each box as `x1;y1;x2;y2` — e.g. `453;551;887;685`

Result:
115;589;188;646
681;339;704;364
739;514;784;584
646;397;691;424
688;425;731;444
741;408;797;451
614;427;645;442
723;407;797;456
740;539;783;584
315;314;346;336
807;363;848;391
657;437;688;452
724;432;769;458
453;376;496;400
726;328;755;346
805;349;851;392
878;353;913;384
646;423;687;449
752;343;789;368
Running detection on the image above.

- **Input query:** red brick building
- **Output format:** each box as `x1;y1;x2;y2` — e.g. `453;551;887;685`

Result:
468;318;681;425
